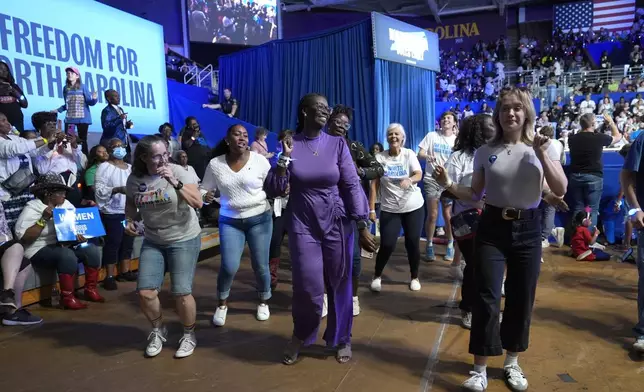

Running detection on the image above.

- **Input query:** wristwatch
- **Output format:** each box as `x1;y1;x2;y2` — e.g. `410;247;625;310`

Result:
357;219;369;231
174;181;184;191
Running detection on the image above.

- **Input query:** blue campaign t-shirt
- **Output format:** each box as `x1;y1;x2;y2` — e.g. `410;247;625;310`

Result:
623;132;644;206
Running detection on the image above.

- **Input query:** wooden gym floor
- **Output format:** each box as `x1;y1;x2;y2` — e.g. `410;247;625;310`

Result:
0;240;641;392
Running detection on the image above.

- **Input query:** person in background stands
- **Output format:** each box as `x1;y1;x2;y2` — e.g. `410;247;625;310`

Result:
418;111;458;262
433;87;567;392
203;88;239;118
15;173;105;310
0;62;28;132
159;123;181;162
84;145;109;201
265;93;376;365
95;138;136;290
250;127;275;159
125;135;203;359
100;89;133;161
326;104;384;317
202;125;273;326
619;132;644;354
181;124;211;180
567;112;621;230
0;113;55;232
267;130;292;292
369;123;425;293
52;66;98;156
538;126;566;250
0;201;43;326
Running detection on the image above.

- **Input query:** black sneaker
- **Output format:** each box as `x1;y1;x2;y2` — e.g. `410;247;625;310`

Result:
116;271;138;282
103;277;118;291
0;289;16;309
2;309;43;326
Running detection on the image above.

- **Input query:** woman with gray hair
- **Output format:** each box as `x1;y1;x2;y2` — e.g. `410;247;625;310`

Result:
368;123;425;292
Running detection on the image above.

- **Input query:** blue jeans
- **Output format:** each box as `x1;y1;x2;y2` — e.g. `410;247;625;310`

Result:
568;173;603;229
218;210;273;301
137;236;201;296
540;201;556;240
635;231;644;337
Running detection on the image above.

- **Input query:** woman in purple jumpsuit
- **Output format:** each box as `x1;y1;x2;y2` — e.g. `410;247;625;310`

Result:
266;93;376;364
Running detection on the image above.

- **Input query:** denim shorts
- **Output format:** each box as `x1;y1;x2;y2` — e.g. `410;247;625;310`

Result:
137;235;201;296
423;178;453;205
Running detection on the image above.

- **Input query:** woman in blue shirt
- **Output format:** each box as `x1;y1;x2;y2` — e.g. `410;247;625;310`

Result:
52;66;98;156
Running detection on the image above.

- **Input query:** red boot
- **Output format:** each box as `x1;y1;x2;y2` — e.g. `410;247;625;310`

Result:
269;258;280;290
83;267;105;303
58;273;88;310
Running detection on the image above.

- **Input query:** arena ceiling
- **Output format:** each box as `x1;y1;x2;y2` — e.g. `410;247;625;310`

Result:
281;0;555;20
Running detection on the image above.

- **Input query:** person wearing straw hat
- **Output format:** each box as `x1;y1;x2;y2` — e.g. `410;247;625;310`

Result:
14;173;104;310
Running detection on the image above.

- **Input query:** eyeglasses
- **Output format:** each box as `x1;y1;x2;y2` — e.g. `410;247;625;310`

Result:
314;103;331;113
331;119;351;129
149;152;169;162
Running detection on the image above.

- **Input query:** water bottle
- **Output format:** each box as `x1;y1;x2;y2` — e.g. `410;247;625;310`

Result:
50;285;60;308
10;126;19;136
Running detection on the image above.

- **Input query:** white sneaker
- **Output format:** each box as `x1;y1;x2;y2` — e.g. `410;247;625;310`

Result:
504;364;529;391
256;303;270;321
501;278;506;297
436;227;445;236
175;333;196;358
145;327;167;357
462;370;488;391
212;306;228;327
370;277;382;292
450;263;464;281
541;258;544;263
322;293;328;318
352;296;360;316
634;337;644;352
409;278;421;291
461;311;472;329
552;227;565;247
541;238;550;248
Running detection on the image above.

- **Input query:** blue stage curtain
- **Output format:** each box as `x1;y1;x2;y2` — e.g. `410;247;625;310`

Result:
219;19;375;147
374;59;435;150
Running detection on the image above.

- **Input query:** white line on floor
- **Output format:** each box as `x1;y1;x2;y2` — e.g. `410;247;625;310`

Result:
419;279;460;392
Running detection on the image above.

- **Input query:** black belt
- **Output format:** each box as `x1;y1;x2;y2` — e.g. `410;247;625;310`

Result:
484;205;540;221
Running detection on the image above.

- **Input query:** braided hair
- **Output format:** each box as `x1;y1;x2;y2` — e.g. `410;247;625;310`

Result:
296;93;325;134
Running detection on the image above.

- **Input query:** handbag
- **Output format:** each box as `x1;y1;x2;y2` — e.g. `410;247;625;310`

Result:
450;208;482;241
2;167;35;196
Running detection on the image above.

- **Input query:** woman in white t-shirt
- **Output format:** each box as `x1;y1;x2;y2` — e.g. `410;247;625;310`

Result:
418;112;458;262
94;138;135;291
433;87;567;392
369;123;424;292
201;125;273;327
444;114;494;330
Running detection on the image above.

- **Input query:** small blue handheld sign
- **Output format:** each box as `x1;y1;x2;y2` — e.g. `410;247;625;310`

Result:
53;207;106;242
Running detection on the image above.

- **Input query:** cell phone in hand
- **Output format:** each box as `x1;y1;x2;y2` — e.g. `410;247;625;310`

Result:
67;124;75;135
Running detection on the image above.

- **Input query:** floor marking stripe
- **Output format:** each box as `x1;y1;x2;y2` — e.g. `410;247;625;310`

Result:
420;279;460;392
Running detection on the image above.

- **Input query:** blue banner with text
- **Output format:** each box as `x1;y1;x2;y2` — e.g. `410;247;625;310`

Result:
53;207;105;241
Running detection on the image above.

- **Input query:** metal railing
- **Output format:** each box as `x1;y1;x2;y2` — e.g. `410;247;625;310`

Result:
182;64;218;90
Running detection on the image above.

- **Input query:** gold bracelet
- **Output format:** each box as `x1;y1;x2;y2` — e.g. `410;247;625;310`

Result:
36;218;46;227
41;137;48;145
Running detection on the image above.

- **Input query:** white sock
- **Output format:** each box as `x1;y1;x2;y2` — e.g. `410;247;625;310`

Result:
473;364;487;375
447;240;454;248
427;239;433;247
504;353;518;367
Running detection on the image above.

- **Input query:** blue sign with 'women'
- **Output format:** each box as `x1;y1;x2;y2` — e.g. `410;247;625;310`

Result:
53;207;106;241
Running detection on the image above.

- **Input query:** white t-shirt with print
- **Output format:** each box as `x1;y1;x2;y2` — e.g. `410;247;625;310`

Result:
375;148;424;214
418;131;457;182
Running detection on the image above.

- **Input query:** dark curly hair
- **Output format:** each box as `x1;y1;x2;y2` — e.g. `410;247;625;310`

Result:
329;104;353;123
31;111;57;132
453;114;491;155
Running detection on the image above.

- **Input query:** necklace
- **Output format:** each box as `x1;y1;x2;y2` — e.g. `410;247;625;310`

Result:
304;136;321;156
503;144;513;155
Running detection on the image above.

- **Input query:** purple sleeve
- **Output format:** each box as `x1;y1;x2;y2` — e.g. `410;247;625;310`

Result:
264;166;290;199
337;138;369;221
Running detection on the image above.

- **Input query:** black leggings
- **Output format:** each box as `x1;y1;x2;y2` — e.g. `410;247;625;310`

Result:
374;207;424;279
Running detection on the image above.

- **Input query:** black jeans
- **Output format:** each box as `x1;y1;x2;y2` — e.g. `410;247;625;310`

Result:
101;213;135;265
374;206;424;279
456;237;476;312
469;206;542;357
269;214;287;259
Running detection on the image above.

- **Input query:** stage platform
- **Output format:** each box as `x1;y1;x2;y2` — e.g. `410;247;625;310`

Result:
0;241;641;392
